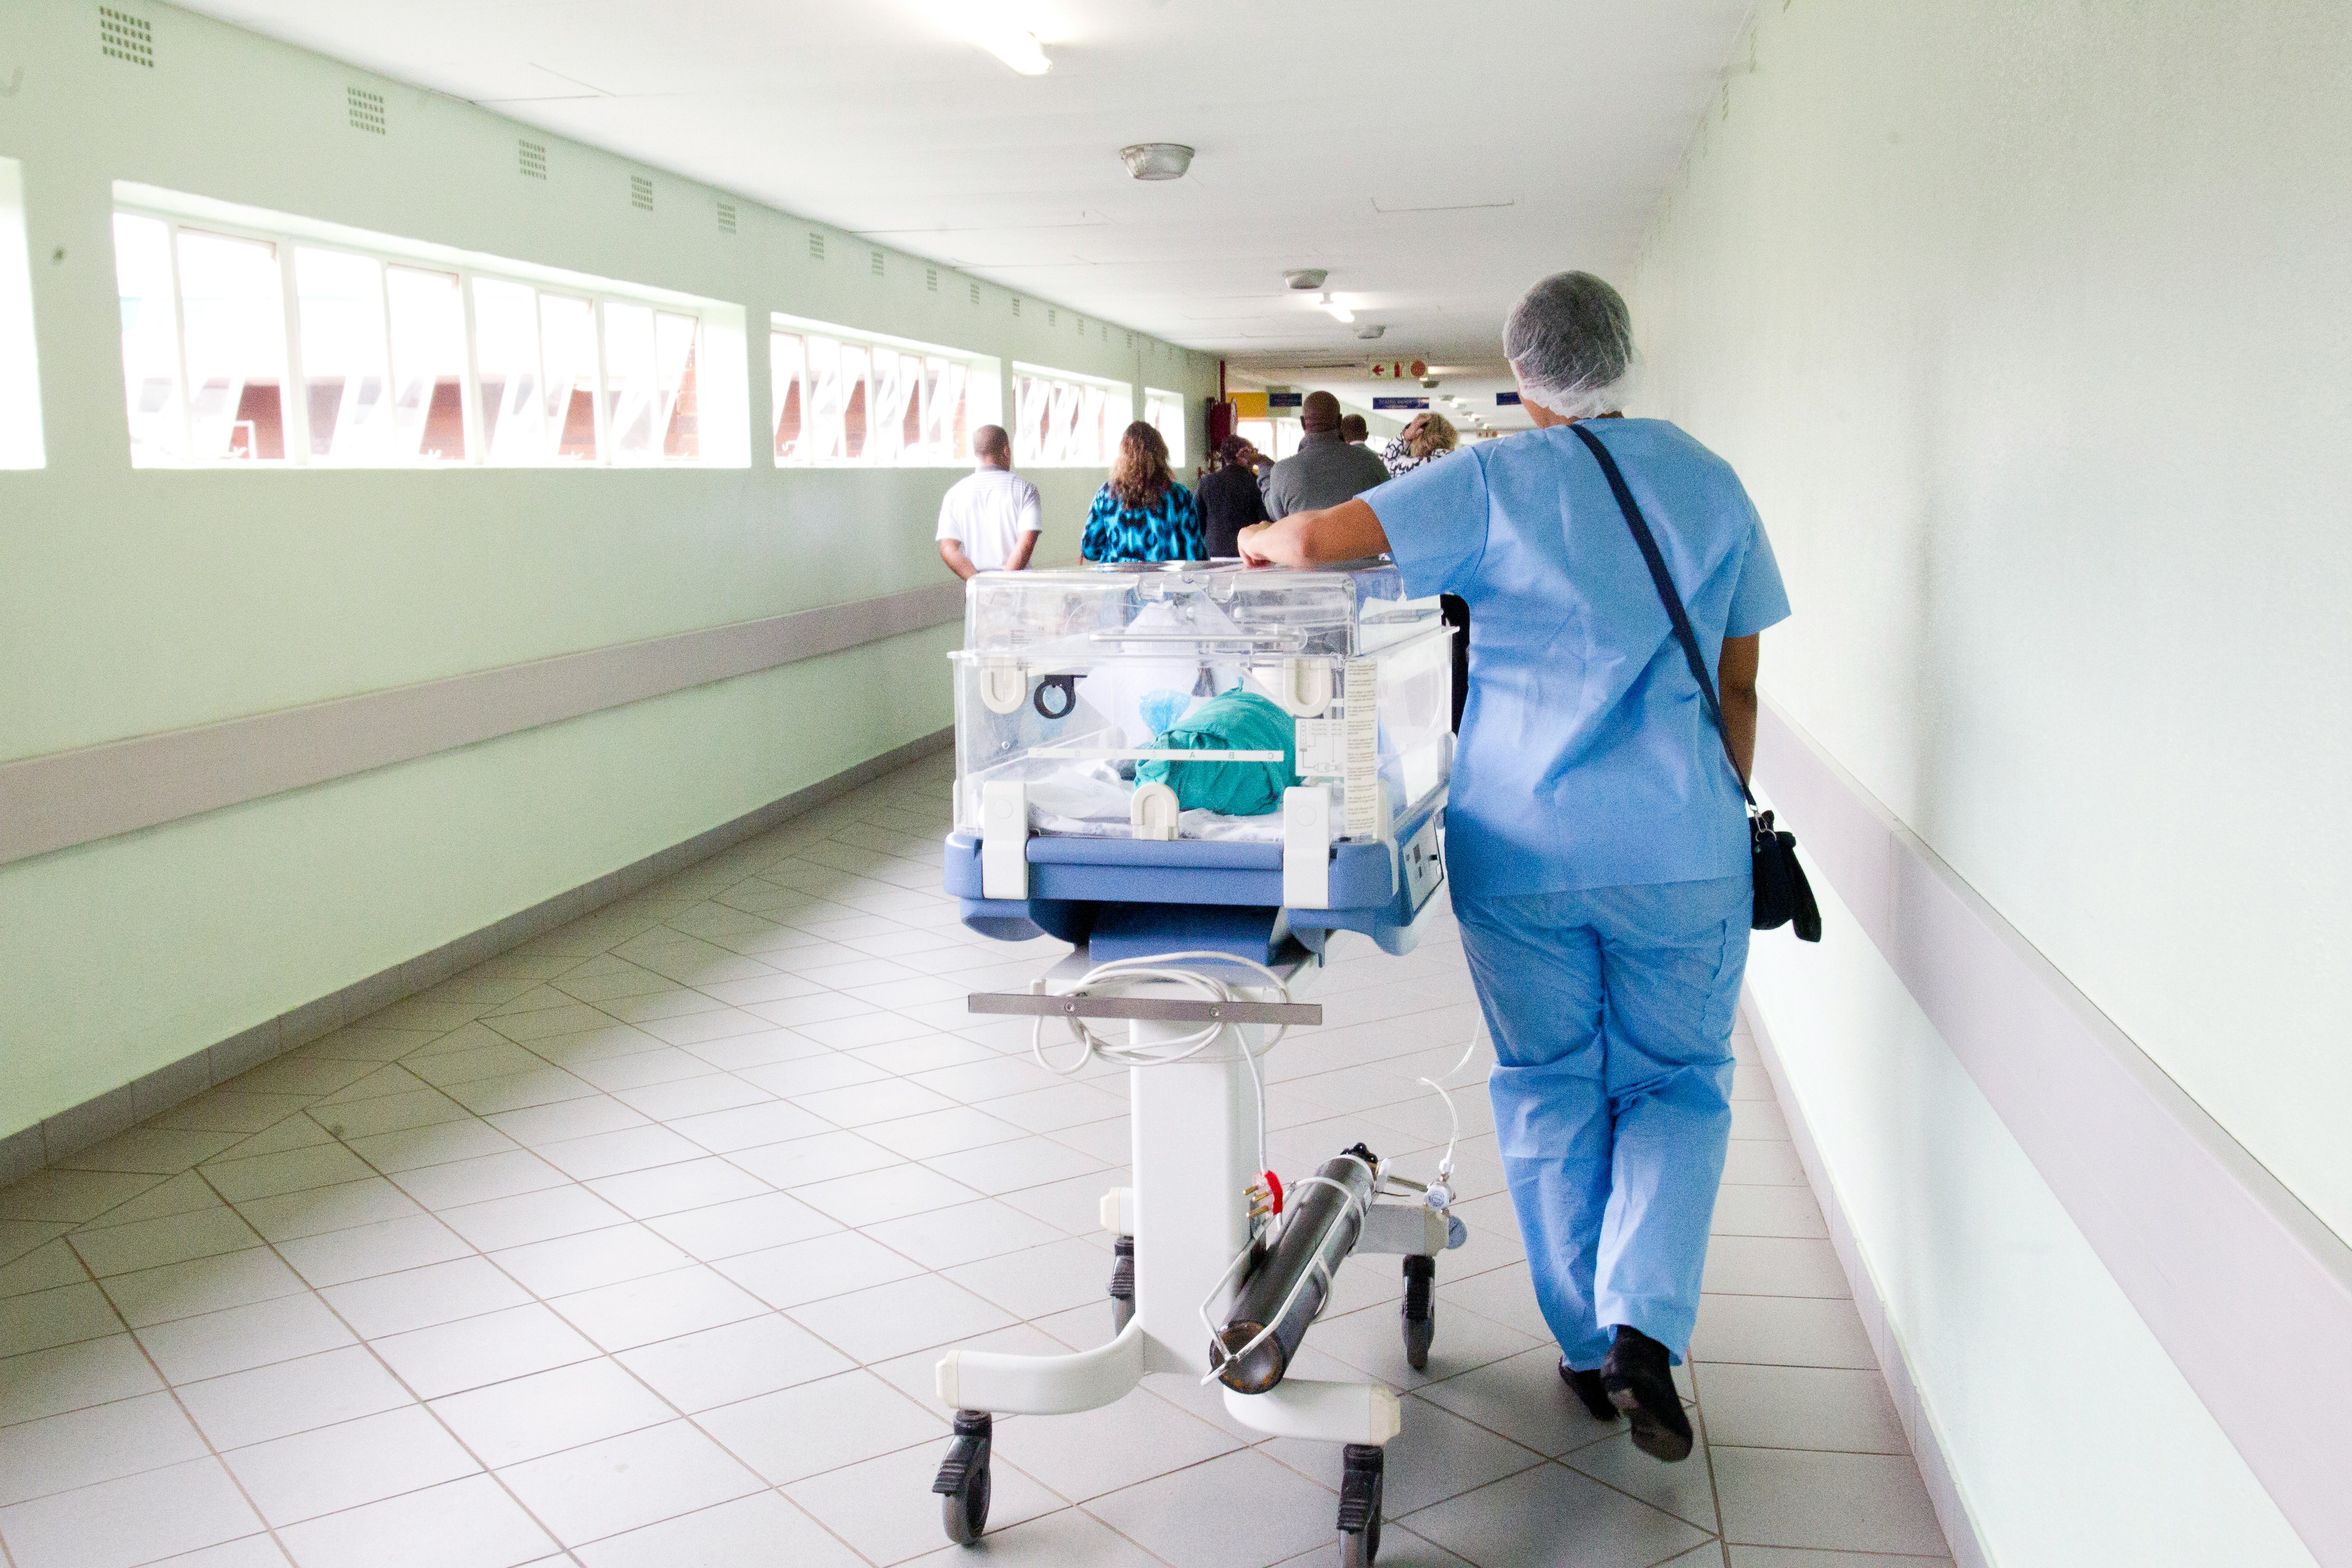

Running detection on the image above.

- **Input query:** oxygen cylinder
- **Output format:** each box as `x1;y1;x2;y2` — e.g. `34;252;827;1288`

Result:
1212;1144;1379;1394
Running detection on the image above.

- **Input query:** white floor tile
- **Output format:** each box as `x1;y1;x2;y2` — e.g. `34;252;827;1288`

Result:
274;1468;557;1568
663;1099;833;1154
716;1230;927;1309
439;1186;633;1252
583;1156;771;1219
223;1405;479;1526
694;1366;943;1483
429;1357;675;1467
571;1491;864;1568
549;1264;768;1352
69;1207;263;1279
1690;1292;1878;1371
1701;1237;1851;1299
135;1292;357;1384
1712;1447;1946;1556
1693;1363;1909;1454
1400;1459;1712;1568
495;1419;765;1547
614;1312;851;1410
786;1274;1016;1363
0;1456;264;1568
727;1129;902;1188
1086;1447;1341;1568
0;1333;163;1426
862;1199;1064;1270
275;1213;473;1288
320;1256;533;1338
941;1236;1120;1321
640;1190;836;1260
792;1164;983;1228
490;1222;691;1297
0;1389;209;1506
177;1344;413;1449
99;1246;309;1329
370;1302;600;1399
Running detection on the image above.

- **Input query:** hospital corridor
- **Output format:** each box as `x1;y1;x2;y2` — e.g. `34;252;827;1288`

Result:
0;5;2344;1568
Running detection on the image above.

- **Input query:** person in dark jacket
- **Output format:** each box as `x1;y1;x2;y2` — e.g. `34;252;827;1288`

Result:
1197;434;1271;557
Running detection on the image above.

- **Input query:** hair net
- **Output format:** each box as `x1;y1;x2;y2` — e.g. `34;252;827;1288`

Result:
1503;271;1633;419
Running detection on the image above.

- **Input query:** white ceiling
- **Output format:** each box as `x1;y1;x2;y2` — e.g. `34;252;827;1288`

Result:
174;0;1752;377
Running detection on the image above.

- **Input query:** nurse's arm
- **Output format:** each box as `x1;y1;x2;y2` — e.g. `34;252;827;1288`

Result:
1236;499;1391;567
1718;634;1761;785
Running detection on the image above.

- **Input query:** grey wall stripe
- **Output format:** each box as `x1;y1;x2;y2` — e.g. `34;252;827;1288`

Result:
0;581;965;867
1755;697;2352;1564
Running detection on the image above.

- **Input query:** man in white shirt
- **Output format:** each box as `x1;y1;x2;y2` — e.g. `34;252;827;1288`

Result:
936;426;1042;579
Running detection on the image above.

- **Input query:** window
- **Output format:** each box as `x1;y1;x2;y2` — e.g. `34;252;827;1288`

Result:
2;158;47;469
1011;363;1132;468
1144;388;1187;464
110;184;743;468
770;314;998;466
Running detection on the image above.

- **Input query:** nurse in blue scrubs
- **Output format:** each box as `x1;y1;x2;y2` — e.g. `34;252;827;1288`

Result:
1238;271;1789;1464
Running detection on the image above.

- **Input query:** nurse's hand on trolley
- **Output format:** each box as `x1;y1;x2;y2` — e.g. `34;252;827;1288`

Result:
1235;495;1388;568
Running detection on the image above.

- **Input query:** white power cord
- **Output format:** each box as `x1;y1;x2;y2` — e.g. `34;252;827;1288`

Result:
1028;948;1297;1179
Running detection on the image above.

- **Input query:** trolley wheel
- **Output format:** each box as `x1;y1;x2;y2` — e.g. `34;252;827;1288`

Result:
1338;1442;1384;1567
1109;1236;1136;1335
932;1410;993;1546
1401;1254;1436;1372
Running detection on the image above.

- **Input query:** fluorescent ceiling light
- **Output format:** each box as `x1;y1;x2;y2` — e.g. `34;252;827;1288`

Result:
974;23;1050;73
1319;293;1354;323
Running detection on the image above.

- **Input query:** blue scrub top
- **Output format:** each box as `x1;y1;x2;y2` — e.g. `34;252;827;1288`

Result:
1366;418;1790;899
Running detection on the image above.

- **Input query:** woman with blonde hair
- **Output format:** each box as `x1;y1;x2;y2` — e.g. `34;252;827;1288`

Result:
1081;420;1205;563
1381;410;1460;477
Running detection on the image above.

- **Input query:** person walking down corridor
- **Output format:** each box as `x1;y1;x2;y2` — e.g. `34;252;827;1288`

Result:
1382;410;1460;478
935;424;1041;580
1339;412;1371;447
1081;420;1205;564
1198;433;1272;557
1264;390;1392;517
1237;271;1790;1466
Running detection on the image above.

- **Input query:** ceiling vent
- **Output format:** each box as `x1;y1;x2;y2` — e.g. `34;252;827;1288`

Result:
926;266;938;293
808;233;825;261
969;281;981;306
1125;331;1134;350
717;201;736;235
629;175;653;211
870;250;885;278
1048;308;1057;328
1011;297;1021;318
1284;269;1328;292
346;87;385;135
98;7;152;67
1356;324;1385;340
517;140;547;180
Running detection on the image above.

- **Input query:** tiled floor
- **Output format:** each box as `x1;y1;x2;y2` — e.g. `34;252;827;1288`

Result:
0;753;1953;1568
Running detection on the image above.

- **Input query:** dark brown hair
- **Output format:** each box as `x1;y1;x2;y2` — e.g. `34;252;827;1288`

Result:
1108;420;1173;507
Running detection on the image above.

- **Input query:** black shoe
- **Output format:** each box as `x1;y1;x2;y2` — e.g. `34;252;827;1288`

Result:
1557;1358;1619;1423
1600;1326;1693;1462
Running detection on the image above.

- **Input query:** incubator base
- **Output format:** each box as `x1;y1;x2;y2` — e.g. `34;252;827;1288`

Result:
928;947;1459;1563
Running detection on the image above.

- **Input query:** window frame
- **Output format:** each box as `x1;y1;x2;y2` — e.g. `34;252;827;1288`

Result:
1010;361;1134;469
110;183;744;470
1;157;47;470
1143;387;1187;466
768;311;999;468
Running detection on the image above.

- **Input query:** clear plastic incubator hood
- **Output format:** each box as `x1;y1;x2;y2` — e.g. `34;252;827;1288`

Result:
942;560;1455;957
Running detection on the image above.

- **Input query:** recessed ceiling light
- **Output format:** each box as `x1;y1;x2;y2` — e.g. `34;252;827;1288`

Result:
1120;143;1194;180
1284;269;1328;291
1356;324;1386;340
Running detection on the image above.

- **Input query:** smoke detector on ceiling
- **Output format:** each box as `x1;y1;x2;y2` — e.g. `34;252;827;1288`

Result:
1120;143;1194;180
1356;324;1385;340
1284;269;1328;291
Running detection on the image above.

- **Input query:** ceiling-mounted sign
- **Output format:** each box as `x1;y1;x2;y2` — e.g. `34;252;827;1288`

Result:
1268;392;1303;409
1496;392;1521;405
1372;396;1429;410
1366;359;1431;381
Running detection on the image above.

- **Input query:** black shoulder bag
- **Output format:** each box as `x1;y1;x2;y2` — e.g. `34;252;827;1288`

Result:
1570;422;1822;942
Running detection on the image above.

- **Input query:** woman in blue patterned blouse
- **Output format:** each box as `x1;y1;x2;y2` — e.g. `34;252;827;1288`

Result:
1081;422;1205;564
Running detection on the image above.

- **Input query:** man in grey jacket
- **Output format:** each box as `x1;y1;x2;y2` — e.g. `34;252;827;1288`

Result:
1265;391;1392;517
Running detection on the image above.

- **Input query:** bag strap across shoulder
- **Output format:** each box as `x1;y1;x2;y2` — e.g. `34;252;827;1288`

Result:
1567;421;1756;810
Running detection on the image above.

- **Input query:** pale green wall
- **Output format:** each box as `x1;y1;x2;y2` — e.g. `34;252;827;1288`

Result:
0;0;1216;1136
1631;1;2346;1559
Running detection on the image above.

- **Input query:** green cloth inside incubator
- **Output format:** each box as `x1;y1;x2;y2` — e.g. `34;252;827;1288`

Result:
1134;690;1299;816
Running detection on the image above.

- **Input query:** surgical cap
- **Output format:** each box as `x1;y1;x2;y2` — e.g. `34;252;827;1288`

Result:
1503;271;1633;419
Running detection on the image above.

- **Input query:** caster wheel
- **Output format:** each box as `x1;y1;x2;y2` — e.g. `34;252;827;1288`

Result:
1401;1254;1436;1372
932;1410;993;1546
1338;1442;1384;1567
1109;1236;1135;1335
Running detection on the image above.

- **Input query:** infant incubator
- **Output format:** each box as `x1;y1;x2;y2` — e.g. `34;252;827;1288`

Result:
931;561;1465;1567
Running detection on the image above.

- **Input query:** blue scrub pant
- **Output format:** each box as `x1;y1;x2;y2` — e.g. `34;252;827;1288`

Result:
1455;875;1750;1369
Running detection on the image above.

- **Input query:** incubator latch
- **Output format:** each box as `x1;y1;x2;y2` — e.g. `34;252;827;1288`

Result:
980;781;1029;899
1130;781;1180;840
1282;785;1332;909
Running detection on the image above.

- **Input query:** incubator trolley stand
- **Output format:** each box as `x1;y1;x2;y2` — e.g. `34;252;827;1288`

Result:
929;562;1464;1566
